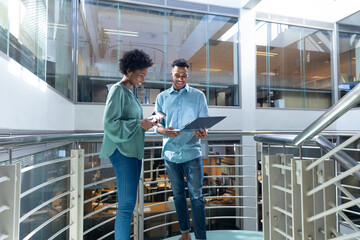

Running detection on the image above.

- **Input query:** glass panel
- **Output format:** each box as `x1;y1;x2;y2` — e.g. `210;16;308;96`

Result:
338;10;360;102
143;140;171;239
256;21;332;109
207;16;239;106
0;0;73;99
206;140;242;230
13;144;72;240
166;10;207;98
46;0;73;99
0;0;8;54
339;32;360;99
120;5;165;105
78;1;164;103
20;193;70;240
81;142;117;240
29;214;69;240
77;1;240;106
8;0;47;80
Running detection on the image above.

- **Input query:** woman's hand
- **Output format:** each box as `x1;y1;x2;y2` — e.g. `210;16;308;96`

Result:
140;119;155;130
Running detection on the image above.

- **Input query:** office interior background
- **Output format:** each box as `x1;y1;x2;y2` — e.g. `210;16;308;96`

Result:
0;0;360;239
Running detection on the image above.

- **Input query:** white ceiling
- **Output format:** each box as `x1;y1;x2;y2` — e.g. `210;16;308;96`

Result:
252;0;360;23
182;0;360;23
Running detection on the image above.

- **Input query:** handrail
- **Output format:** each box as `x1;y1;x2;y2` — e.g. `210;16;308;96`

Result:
314;135;360;171
0;133;104;150
0;129;358;150
0;130;305;150
314;135;360;179
293;82;360;146
253;133;360;179
254;83;360;180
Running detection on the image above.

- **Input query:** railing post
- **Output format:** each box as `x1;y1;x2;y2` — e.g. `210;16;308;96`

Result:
282;154;293;238
267;154;286;239
294;159;315;240
291;158;302;240
262;154;270;240
255;142;262;231
0;163;20;240
234;141;242;229
70;149;84;240
136;160;145;240
202;139;210;229
313;161;325;240
321;160;336;239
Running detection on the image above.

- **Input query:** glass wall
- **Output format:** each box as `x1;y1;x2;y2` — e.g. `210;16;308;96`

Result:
256;21;332;109
0;0;73;99
339;32;360;94
13;144;72;240
46;0;73;99
0;0;239;105
77;0;239;106
7;0;47;80
0;0;8;53
338;11;360;102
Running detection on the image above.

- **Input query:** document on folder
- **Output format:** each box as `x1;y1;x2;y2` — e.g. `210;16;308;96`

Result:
171;116;226;132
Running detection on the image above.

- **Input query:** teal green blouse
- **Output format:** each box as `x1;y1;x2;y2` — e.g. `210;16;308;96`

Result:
99;82;145;159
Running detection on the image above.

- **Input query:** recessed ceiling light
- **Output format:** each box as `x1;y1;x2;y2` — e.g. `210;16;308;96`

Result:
256;51;278;57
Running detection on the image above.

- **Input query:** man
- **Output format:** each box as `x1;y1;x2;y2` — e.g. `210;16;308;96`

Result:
154;59;208;240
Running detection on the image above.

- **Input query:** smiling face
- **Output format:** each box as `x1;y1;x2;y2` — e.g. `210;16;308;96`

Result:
125;68;148;88
171;66;189;91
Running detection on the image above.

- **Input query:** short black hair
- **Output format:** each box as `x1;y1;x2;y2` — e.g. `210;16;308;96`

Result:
119;49;153;75
171;59;189;69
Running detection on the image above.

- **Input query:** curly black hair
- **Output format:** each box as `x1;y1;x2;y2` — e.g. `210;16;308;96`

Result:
171;58;189;69
119;49;153;75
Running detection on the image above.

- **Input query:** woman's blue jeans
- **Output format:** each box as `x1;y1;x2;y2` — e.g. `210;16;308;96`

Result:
109;149;142;240
165;157;207;240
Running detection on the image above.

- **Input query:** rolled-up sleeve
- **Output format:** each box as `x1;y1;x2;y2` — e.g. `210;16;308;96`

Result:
198;92;209;117
153;94;165;133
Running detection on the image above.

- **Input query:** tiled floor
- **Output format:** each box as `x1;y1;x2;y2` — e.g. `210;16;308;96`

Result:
164;230;263;240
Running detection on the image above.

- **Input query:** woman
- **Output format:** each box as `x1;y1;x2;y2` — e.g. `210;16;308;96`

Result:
99;49;159;239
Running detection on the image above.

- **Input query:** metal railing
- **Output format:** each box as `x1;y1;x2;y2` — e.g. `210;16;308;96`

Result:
257;137;360;240
255;82;360;240
0;131;260;240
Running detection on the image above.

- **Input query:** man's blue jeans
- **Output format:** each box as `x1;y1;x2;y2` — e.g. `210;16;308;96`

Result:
165;157;207;240
110;149;142;240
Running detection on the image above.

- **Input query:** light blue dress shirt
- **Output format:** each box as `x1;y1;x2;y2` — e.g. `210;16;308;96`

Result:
155;84;209;163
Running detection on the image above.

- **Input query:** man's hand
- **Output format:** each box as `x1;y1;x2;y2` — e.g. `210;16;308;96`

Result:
193;128;208;139
157;126;181;138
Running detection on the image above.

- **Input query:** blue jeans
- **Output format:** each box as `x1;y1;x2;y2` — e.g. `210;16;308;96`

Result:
110;149;142;240
165;157;207;240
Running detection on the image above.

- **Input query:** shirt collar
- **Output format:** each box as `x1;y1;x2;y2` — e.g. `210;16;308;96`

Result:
169;84;190;94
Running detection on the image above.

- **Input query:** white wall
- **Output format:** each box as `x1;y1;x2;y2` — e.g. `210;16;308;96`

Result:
180;0;243;8
334;108;360;131
254;0;360;23
0;52;75;131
